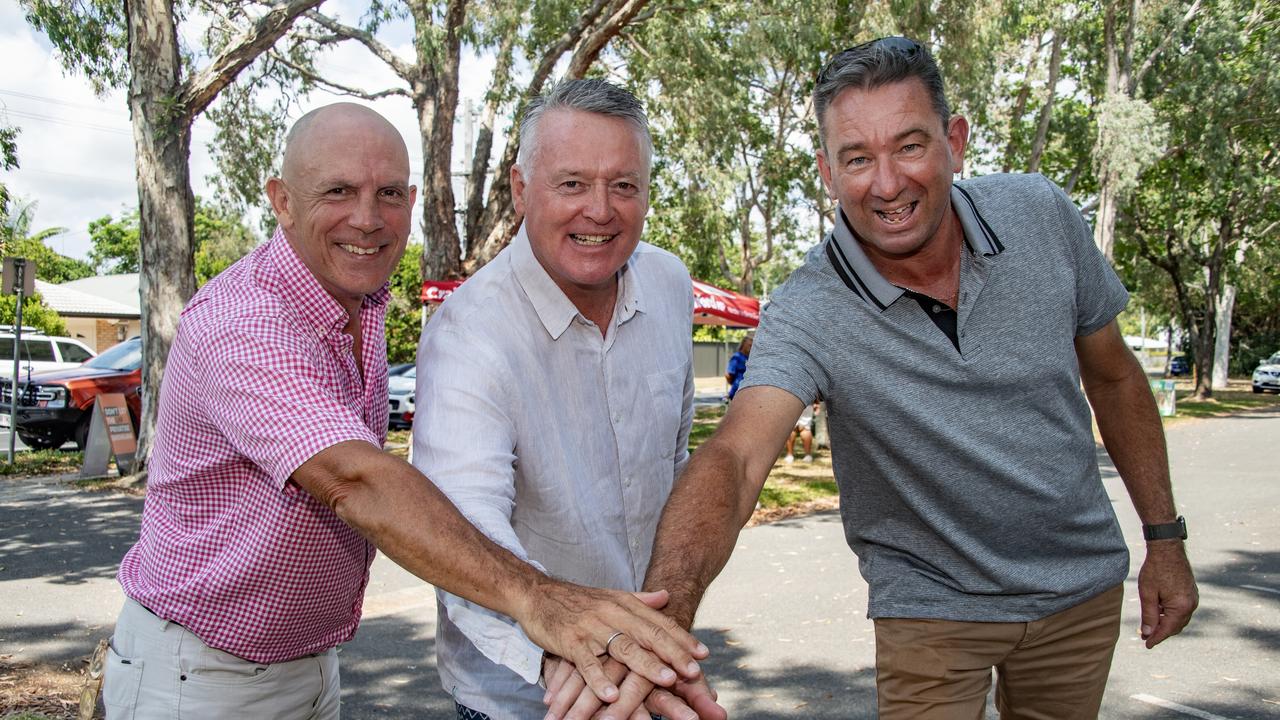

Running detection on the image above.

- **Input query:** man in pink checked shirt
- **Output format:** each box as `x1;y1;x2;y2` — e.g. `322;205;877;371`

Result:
102;103;706;720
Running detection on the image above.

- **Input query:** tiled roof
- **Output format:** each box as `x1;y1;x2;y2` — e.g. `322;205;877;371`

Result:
35;278;139;318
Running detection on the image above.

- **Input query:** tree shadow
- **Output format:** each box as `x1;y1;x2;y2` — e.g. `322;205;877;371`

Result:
0;483;141;586
339;612;454;719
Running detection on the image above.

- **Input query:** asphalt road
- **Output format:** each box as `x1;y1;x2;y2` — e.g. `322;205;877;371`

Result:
1;408;1276;718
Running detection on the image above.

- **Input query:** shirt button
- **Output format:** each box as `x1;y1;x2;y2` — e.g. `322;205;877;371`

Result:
932;304;942;313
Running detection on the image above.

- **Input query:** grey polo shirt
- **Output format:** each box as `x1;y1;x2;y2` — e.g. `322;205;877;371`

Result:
743;173;1131;621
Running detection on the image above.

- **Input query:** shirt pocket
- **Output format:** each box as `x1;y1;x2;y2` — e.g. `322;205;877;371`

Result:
644;366;686;460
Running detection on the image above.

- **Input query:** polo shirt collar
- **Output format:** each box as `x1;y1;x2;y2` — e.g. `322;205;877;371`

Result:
826;185;1004;311
510;225;642;340
265;227;392;336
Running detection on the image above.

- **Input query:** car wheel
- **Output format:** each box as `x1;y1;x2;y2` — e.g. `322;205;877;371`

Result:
1254;385;1264;394
17;431;66;451
73;413;92;450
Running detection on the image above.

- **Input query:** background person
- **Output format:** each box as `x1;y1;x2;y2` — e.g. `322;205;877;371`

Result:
103;102;705;720
723;333;753;400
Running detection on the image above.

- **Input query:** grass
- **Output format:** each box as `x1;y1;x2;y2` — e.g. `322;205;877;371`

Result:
0;448;84;479
1168;388;1280;420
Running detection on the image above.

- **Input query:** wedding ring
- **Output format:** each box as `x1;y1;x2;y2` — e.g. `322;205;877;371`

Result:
604;631;625;655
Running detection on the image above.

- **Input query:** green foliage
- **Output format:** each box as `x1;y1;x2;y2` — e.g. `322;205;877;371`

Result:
88;211;140;274
20;0;129;93
385;242;424;363
1093;94;1168;196
193;200;261;284
0;293;70;336
91;199;262;282
0;199;94;283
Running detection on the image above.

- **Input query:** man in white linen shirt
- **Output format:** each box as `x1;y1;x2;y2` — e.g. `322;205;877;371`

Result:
413;79;723;720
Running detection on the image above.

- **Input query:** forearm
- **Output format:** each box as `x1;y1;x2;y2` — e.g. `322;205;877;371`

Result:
1086;364;1177;523
303;442;543;622
643;437;761;628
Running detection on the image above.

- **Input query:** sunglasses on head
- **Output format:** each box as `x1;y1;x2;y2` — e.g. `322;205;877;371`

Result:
817;36;926;85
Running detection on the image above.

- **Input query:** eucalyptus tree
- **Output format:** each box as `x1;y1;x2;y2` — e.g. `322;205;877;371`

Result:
624;0;1014;296
209;0;658;289
22;0;326;474
1116;0;1278;398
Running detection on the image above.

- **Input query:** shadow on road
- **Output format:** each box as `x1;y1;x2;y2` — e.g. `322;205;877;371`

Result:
0;487;141;585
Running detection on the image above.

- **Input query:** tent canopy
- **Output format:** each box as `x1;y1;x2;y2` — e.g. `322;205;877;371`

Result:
422;277;759;327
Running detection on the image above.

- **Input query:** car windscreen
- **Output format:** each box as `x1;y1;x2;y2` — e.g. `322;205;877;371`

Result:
84;339;143;371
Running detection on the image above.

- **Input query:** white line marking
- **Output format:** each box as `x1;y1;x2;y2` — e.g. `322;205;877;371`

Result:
1130;694;1233;720
1241;584;1280;596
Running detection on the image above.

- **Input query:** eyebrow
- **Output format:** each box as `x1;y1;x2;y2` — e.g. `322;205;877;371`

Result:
835;126;933;158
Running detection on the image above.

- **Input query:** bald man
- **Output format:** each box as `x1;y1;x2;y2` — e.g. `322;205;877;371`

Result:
103;104;706;720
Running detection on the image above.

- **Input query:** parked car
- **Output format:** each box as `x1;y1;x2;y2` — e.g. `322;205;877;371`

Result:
388;363;414;378
1;337;142;450
388;365;416;430
1252;353;1280;394
0;326;96;380
1168;356;1190;376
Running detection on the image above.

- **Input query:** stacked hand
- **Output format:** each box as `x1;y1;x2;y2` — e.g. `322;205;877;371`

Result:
517;584;712;708
534;591;727;720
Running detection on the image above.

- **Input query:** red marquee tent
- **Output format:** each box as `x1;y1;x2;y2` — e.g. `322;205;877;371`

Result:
422;277;759;327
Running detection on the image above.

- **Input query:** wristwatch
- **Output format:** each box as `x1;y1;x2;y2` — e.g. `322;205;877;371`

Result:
1142;516;1187;541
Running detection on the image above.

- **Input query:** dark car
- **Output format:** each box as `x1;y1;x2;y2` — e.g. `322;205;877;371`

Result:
2;337;142;450
1168;356;1190;376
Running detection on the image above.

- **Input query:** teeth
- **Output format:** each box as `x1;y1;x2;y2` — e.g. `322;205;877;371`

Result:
571;234;612;246
876;204;914;224
340;244;379;255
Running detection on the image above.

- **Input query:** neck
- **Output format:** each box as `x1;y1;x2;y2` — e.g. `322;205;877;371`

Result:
561;278;619;338
866;208;963;294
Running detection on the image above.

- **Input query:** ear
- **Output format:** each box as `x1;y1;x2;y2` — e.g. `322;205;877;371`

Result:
815;148;836;199
266;177;293;229
946;115;970;174
511;164;528;217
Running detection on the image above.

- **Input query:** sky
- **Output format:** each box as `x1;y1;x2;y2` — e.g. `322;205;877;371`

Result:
0;1;497;263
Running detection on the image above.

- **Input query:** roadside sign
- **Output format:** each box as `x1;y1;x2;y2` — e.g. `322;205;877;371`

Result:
1150;379;1177;417
80;393;137;477
2;257;35;295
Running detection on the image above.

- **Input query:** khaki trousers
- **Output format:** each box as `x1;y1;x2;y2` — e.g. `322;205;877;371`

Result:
104;598;341;720
874;584;1124;720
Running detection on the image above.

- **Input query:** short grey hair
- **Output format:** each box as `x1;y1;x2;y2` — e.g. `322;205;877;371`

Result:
813;37;951;149
516;78;652;169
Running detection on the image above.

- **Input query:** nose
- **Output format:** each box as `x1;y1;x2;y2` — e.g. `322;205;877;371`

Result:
869;158;907;201
581;182;614;224
348;190;386;234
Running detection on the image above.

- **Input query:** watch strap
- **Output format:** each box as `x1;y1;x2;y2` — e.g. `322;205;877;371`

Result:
1142;516;1187;541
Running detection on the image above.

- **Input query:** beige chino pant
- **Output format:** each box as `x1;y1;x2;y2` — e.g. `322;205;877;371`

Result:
874;584;1124;719
104;598;341;720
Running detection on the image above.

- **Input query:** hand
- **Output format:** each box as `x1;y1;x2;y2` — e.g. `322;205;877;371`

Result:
545;661;725;720
1138;541;1198;648
519;585;708;705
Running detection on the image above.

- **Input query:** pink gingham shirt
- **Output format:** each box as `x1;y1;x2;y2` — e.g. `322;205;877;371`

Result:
118;228;390;663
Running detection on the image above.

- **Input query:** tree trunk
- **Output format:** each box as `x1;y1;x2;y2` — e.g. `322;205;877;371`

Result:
1028;30;1064;174
1212;284;1235;389
127;0;197;478
1002;34;1042;174
417;0;466;283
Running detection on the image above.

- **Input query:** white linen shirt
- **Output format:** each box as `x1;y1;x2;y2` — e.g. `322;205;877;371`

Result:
412;227;694;717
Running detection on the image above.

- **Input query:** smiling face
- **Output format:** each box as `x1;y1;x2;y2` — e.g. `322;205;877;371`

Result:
512;108;650;311
266;104;416;316
816;79;968;262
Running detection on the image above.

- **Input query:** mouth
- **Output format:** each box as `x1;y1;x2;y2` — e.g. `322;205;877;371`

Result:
874;202;917;225
339;243;381;256
570;233;616;246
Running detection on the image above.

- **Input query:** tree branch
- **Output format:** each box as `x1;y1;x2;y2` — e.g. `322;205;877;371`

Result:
178;0;326;122
1131;0;1202;93
269;49;409;100
304;9;416;80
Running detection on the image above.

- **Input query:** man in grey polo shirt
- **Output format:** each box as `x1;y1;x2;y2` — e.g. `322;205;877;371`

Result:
633;37;1198;718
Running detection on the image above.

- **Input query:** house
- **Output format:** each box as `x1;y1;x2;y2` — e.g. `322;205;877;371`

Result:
36;274;141;352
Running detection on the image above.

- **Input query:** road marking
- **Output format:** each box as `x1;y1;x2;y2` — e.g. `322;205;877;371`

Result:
1241;584;1280;596
1130;694;1232;719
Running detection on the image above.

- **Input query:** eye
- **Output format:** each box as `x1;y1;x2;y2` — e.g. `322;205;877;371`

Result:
847;156;869;168
326;186;349;195
380;187;406;199
902;143;923;154
613;181;639;195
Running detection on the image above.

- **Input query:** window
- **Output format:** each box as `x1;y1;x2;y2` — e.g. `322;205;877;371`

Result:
57;342;93;363
21;339;56;362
